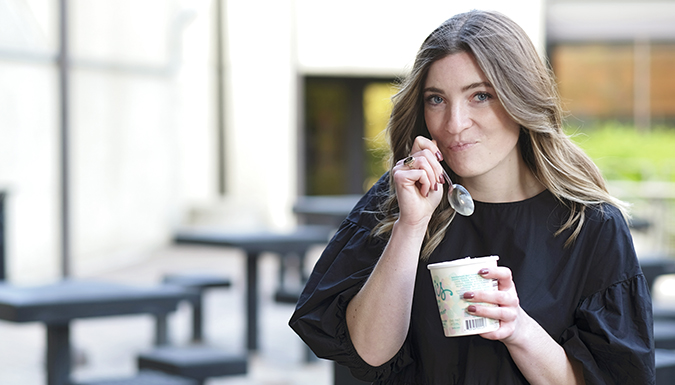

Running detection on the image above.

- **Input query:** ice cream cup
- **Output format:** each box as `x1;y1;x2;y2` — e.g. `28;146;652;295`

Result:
427;255;500;337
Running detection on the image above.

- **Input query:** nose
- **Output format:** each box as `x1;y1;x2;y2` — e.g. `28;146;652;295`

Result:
446;102;471;134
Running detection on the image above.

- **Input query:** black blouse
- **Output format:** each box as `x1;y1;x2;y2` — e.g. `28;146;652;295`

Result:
289;174;655;384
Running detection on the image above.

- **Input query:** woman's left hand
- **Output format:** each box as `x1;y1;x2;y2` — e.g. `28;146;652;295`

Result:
463;266;529;343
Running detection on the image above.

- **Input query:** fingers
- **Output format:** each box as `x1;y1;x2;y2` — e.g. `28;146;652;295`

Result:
391;136;447;223
394;137;446;192
394;152;442;196
464;292;518;342
464;267;517;307
410;136;445;165
478;266;515;291
462;266;519;339
410;138;446;180
465;290;519;319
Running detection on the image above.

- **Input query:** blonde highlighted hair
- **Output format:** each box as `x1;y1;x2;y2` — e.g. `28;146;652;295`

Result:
373;10;629;260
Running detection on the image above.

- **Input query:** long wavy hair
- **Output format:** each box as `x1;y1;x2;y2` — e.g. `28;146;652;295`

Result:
372;10;629;260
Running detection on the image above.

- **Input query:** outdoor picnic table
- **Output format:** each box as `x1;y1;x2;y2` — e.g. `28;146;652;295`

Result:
293;194;361;227
0;279;196;385
640;255;675;292
173;225;333;352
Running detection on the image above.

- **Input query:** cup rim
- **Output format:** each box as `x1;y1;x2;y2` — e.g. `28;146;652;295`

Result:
427;255;499;270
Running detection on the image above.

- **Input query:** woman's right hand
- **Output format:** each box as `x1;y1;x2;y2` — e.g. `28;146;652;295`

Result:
392;136;446;227
347;136;446;366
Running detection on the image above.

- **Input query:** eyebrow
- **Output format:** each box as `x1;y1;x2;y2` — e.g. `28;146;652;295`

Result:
462;81;493;92
423;81;493;94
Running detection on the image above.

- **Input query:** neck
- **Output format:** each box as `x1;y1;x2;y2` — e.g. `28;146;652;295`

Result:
459;161;545;203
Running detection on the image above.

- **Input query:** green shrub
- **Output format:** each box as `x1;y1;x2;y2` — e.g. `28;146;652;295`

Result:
567;122;675;182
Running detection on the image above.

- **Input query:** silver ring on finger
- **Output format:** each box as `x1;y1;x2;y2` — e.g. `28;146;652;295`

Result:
403;156;415;169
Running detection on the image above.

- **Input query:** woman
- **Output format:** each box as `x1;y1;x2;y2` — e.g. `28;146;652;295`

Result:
289;10;654;384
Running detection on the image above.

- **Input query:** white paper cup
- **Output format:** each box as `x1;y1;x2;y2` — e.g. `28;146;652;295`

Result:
427;255;500;337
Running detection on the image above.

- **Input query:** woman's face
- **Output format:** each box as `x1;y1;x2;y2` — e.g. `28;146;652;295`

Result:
423;52;521;184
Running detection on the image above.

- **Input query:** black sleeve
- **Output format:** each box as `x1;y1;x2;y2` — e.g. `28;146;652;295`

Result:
288;175;416;382
560;275;655;384
559;206;655;384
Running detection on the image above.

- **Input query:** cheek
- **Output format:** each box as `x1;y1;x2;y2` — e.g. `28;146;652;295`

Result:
485;131;518;164
424;111;443;137
495;109;521;138
504;125;522;148
500;127;520;148
488;110;520;147
424;110;434;130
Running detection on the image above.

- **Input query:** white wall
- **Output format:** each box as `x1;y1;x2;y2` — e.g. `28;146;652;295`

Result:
295;0;546;75
68;0;218;276
0;61;60;282
222;0;297;230
1;0;63;282
1;0;218;282
0;0;544;283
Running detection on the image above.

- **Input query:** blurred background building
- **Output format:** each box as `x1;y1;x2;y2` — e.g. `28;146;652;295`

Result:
548;0;675;127
1;0;674;284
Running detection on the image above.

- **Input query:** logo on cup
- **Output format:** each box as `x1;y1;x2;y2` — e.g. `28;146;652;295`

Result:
427;256;500;337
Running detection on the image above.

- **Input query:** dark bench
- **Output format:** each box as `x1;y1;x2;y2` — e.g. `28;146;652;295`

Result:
657;349;675;385
0;280;196;385
138;346;247;385
141;272;247;384
655;320;675;349
160;272;233;343
655;306;675;321
639;256;675;384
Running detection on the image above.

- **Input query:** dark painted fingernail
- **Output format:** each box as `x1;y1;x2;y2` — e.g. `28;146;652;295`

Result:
479;268;489;275
463;292;474;299
467;305;477;313
436;151;443;161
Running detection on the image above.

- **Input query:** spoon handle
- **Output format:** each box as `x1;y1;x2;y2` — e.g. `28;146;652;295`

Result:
441;169;454;192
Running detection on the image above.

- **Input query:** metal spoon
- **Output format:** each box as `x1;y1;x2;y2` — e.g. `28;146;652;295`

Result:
441;169;475;216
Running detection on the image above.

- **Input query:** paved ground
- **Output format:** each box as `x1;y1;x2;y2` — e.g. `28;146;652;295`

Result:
2;236;674;385
0;244;332;385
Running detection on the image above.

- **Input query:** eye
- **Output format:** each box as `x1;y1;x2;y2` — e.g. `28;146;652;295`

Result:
426;95;444;105
473;92;492;102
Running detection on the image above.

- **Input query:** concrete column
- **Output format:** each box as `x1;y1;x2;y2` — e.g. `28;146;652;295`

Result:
224;0;298;229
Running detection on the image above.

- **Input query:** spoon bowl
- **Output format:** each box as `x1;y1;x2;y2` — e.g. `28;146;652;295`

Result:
442;170;475;216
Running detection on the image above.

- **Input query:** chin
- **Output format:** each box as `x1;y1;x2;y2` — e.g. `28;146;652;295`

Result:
447;164;472;178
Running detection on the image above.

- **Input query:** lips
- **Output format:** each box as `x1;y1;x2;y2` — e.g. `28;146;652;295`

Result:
449;141;477;151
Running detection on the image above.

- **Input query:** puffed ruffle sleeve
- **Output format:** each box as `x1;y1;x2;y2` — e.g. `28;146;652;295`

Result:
560;272;655;384
289;175;416;382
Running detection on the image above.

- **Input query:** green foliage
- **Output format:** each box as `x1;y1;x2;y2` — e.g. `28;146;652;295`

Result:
567;122;675;182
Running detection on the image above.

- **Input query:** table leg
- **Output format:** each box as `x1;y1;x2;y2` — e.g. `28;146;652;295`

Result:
46;323;71;385
192;295;204;343
246;251;259;351
155;312;169;346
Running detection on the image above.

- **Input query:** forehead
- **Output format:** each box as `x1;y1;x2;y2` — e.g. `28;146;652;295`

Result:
425;52;489;89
